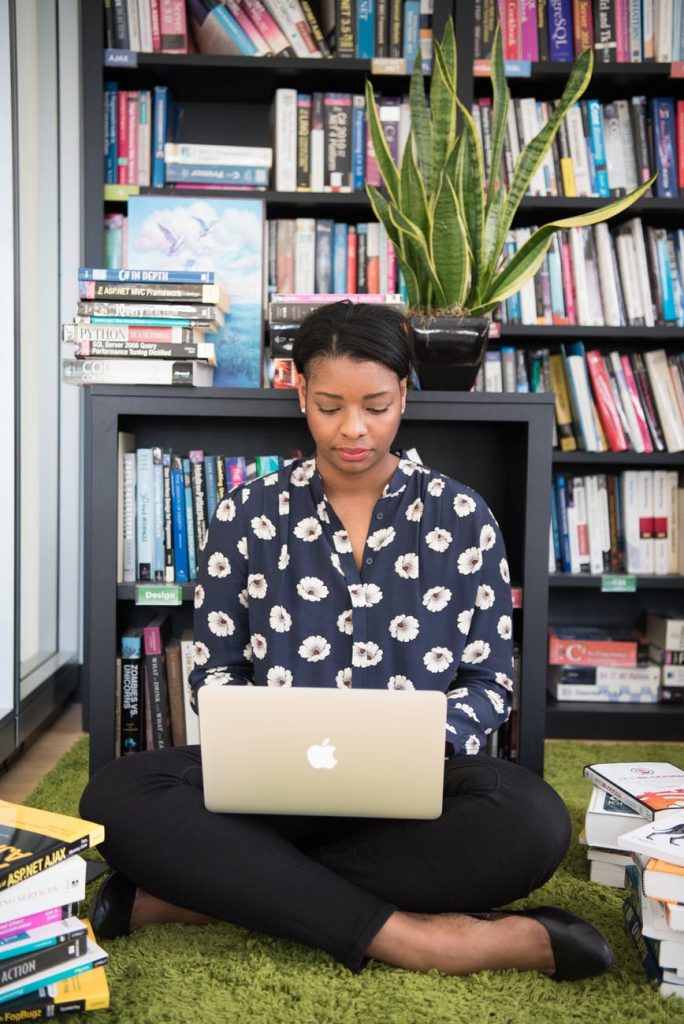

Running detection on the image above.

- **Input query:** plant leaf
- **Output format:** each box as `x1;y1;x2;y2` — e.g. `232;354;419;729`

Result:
431;175;470;306
485;25;509;217
387;205;448;309
479;174;657;307
454;96;485;295
400;130;431;241
484;47;594;288
366;186;421;307
409;60;433;192
364;79;400;205
430;38;456;186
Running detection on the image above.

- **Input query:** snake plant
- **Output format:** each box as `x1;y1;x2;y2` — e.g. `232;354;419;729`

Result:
365;21;655;317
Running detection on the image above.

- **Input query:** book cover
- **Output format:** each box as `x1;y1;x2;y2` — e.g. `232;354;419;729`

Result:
0;921;87;990
0;916;86;964
0;858;86;926
127;195;265;387
585;762;684;821
0;807;101;896
548;626;644;667
642;857;684;903
585;785;641;849
142;614;172;749
0;905;80;944
120;629;144;755
619;811;684;870
0;936;108;1006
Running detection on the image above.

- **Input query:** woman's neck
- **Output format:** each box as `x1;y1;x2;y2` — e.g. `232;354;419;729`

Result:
316;451;399;505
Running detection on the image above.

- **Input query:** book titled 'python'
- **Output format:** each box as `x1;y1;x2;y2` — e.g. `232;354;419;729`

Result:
0;803;104;892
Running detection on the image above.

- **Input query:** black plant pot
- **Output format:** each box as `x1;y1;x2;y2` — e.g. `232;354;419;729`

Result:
410;315;490;391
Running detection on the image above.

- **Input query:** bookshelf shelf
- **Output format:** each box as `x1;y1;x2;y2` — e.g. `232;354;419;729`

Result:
517;197;684;217
499;325;684;343
549;573;684;589
546;699;684;741
552;451;684;466
103;188;372;217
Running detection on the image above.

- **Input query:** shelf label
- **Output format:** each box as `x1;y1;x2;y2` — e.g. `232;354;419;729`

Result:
136;584;183;606
670;61;684;78
104;184;140;201
472;59;532;78
370;57;407;75
104;49;137;68
600;575;637;593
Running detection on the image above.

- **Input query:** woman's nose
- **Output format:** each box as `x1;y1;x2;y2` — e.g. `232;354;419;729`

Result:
340;409;367;438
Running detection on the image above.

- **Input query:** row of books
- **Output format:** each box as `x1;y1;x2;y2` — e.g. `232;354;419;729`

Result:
495;222;684;330
62;268;229;387
474;0;684;64
105;0;435;64
0;802;109;1017
549;469;683;580
581;760;684;998
104;83;180;189
118;433;299;584
473;95;681;200
475;343;684;456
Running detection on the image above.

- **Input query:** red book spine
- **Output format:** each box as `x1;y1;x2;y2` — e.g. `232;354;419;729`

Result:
585;350;629;452
117;89;129;184
559;233;577;324
346;226;358;294
614;0;629;61
150;0;162;50
504;0;520;59
572;0;594;54
620;354;654;452
677;100;684;194
159;0;188;53
386;236;397;294
126;91;139;185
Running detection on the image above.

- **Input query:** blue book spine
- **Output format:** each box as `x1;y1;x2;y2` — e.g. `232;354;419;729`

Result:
152;84;168;188
547;0;574;61
104;81;118;184
587;99;610;198
333;222;348;293
651;97;677;198
402;0;420;68
78;267;215;283
183;457;198;581
504;239;521;321
170;459;189;583
628;0;642;60
356;0;375;58
674;0;683;61
210;2;259;55
136;448;154;581
204;455;218;523
554;474;572;572
667;231;684;326
398;267;408;304
549;484;561;570
352;98;366;192
164;163;270;185
548;235;566;321
152;449;165;582
655;232;676;322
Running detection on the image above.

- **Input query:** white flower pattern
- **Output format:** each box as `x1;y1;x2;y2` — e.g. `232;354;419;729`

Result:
189;455;513;759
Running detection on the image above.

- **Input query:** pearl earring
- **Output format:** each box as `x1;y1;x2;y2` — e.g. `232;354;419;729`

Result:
300;406;306;414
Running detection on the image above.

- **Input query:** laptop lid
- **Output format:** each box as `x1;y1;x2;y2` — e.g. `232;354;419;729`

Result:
198;686;447;819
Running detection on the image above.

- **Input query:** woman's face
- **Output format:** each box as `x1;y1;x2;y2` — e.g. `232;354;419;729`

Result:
299;355;407;481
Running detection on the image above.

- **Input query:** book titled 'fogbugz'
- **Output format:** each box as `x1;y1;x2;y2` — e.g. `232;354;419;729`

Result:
0;803;103;892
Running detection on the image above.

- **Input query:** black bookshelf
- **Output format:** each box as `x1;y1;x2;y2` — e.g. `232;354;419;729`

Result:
82;387;554;777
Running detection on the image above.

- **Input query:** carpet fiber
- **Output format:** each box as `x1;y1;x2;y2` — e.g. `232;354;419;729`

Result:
24;738;684;1023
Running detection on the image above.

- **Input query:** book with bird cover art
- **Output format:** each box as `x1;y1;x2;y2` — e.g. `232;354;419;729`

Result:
126;195;265;386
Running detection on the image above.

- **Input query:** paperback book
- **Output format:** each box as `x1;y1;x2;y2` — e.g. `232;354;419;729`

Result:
584;762;684;821
0;804;103;892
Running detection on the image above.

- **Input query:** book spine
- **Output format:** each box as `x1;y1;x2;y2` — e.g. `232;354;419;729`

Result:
356;0;375;57
104;82;118;185
619;353;652;452
0;933;87;989
74;339;215;361
352;94;366;192
585;350;628;451
375;0;388;56
224;0;270;53
150;0;162;50
142;618;171;748
547;0;574;60
336;0;356;55
324;93;353;192
78;281;220;302
310;92;325;192
583;767;654;819
159;0;188;51
111;0;130;48
587;99;610;197
0;905;79;942
388;0;402;57
170;457;189;583
273;88;298;192
189;451;208;554
240;0;292;53
203;454;219;523
116;88;129;184
402;0;420;67
164;640;187;746
314;219;334;294
162;451;175;583
135;448;154;581
163;164;270;185
652;97;677;199
120;631;144;755
296;93;312;191
152;447;165;582
122;452;137;583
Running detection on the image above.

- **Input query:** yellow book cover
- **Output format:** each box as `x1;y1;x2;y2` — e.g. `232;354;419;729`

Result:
549;354;578;452
0;802;104;892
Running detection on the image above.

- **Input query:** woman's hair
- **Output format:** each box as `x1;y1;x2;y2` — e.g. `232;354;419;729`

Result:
292;301;416;380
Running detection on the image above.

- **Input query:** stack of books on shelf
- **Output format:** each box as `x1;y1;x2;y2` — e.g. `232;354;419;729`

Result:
104;0;434;67
62;268;229;387
473;0;684;64
0;801;109;1019
266;292;405;387
473;96;681;199
550;469;683;577
547;625;660;703
645;611;684;703
493;220;684;329
164;142;272;190
584;761;684;999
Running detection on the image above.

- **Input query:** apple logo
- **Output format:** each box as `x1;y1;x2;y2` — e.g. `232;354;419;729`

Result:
307;737;337;770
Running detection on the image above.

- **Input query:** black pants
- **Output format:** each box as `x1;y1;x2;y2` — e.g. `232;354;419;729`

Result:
80;747;571;972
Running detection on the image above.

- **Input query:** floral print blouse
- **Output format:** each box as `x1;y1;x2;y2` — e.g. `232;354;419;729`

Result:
189;452;514;756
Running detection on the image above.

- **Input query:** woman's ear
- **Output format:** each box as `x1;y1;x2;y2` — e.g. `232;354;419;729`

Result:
297;376;307;415
400;377;408;413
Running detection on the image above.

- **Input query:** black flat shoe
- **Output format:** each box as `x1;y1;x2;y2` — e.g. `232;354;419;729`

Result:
90;871;137;940
470;905;613;981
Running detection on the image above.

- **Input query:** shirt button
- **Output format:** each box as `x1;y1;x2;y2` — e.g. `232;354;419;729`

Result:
366;556;374;565
376;512;384;520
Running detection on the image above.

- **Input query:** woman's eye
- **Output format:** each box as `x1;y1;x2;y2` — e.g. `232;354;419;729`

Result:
318;407;340;415
368;407;389;415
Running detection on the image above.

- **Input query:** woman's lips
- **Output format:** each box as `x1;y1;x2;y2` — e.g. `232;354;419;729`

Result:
337;448;370;461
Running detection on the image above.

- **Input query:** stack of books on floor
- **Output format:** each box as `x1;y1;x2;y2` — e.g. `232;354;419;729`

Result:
0;800;109;1019
267;292;405;388
581;784;641;887
584;761;684;999
62;268;230;387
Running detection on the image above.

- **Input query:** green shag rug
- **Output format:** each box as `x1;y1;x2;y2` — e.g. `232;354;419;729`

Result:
25;738;684;1024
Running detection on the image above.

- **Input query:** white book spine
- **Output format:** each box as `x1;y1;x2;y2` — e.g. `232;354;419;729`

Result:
585;474;605;575
378;223;389;295
609;351;644;452
137;0;154;51
262;0;319;56
294;218;316;294
566;104;592;197
622;469;641;573
180;632;200;744
637;469;655;574
570;228;591;325
165;142;273;167
628;218;656;327
594;223;622;326
615;99;639;191
572;475;591;571
515;229;537;323
484;352;503;392
615;231;644;326
653;468;670;576
273;89;298;192
645;349;684;452
519;98;546;195
0;858;86;925
126;0;142;50
597;473;612;569
566;481;581;574
655;0;673;60
667;470;679;573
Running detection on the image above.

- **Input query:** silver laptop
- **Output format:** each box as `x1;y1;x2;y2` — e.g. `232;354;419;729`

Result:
198;686;447;819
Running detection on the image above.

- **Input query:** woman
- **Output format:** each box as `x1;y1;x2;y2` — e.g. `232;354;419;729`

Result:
81;301;612;981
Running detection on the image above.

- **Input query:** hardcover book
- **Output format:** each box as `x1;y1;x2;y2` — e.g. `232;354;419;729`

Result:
618;810;684;865
585;762;684;821
126;195;265;387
